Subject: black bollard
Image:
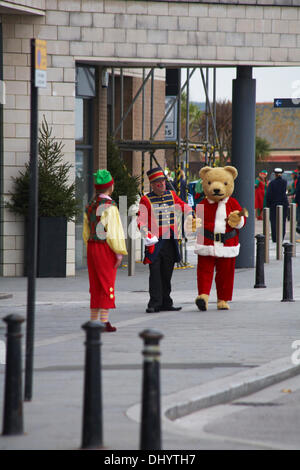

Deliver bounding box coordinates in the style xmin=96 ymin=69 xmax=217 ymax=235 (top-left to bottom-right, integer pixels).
xmin=139 ymin=328 xmax=164 ymax=450
xmin=282 ymin=242 xmax=294 ymax=302
xmin=2 ymin=314 xmax=25 ymax=436
xmin=81 ymin=321 xmax=105 ymax=449
xmin=254 ymin=234 xmax=266 ymax=288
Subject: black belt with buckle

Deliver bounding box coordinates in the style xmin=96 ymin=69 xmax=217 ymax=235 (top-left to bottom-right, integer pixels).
xmin=203 ymin=229 xmax=237 ymax=243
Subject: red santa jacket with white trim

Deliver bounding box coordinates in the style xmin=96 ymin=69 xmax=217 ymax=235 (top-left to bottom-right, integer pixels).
xmin=195 ymin=196 xmax=246 ymax=258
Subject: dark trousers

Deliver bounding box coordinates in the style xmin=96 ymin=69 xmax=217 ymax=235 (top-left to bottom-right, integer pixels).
xmin=269 ymin=205 xmax=287 ymax=242
xmin=148 ymin=240 xmax=177 ymax=309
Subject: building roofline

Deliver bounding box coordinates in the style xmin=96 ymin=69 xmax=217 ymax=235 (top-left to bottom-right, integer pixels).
xmin=0 ymin=1 xmax=45 ymax=16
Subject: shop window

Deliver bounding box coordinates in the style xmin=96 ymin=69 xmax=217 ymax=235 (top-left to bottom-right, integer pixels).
xmin=75 ymin=65 xmax=95 ymax=269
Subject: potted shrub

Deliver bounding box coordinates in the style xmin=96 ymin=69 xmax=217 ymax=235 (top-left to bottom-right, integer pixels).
xmin=6 ymin=116 xmax=80 ymax=277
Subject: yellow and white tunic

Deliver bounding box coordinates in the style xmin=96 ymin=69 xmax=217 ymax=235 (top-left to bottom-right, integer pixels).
xmin=83 ymin=194 xmax=127 ymax=309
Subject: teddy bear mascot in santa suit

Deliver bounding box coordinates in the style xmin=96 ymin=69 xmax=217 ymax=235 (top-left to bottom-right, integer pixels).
xmin=194 ymin=165 xmax=247 ymax=311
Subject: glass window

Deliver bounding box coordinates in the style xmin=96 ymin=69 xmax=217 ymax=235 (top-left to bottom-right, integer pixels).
xmin=75 ymin=98 xmax=84 ymax=142
xmin=75 ymin=66 xmax=95 ymax=269
xmin=75 ymin=148 xmax=92 ymax=269
xmin=76 ymin=66 xmax=96 ymax=98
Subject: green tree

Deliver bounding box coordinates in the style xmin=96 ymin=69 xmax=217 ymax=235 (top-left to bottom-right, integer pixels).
xmin=256 ymin=136 xmax=271 ymax=162
xmin=186 ymin=100 xmax=271 ymax=166
xmin=181 ymin=92 xmax=203 ymax=139
xmin=107 ymin=136 xmax=140 ymax=209
xmin=7 ymin=116 xmax=80 ymax=221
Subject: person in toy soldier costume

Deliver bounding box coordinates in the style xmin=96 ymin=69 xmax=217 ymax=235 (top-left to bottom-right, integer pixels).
xmin=137 ymin=167 xmax=194 ymax=313
xmin=83 ymin=169 xmax=127 ymax=332
xmin=266 ymin=168 xmax=289 ymax=243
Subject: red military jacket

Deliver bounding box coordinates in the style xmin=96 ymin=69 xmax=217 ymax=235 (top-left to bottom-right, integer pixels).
xmin=137 ymin=189 xmax=192 ymax=239
xmin=195 ymin=196 xmax=246 ymax=258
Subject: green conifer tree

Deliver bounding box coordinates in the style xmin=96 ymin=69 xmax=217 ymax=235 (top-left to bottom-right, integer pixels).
xmin=107 ymin=136 xmax=140 ymax=209
xmin=7 ymin=116 xmax=80 ymax=221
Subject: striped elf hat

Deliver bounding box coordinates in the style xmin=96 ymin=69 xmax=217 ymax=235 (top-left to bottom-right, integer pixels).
xmin=93 ymin=169 xmax=114 ymax=190
xmin=147 ymin=167 xmax=165 ymax=183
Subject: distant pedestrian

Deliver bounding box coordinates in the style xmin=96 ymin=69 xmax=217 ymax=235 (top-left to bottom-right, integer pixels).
xmin=290 ymin=169 xmax=300 ymax=235
xmin=266 ymin=168 xmax=289 ymax=242
xmin=83 ymin=169 xmax=127 ymax=332
xmin=255 ymin=170 xmax=268 ymax=220
xmin=294 ymin=171 xmax=300 ymax=238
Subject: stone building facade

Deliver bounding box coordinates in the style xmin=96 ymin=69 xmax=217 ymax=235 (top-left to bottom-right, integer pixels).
xmin=1 ymin=0 xmax=300 ymax=276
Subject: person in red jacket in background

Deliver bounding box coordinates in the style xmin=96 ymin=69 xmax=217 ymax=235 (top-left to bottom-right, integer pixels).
xmin=137 ymin=167 xmax=194 ymax=313
xmin=255 ymin=170 xmax=268 ymax=220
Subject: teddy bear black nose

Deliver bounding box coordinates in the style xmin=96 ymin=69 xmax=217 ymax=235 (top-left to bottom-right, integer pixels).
xmin=213 ymin=188 xmax=221 ymax=194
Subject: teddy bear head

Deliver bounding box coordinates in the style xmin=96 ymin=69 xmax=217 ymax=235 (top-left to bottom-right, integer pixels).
xmin=199 ymin=166 xmax=238 ymax=202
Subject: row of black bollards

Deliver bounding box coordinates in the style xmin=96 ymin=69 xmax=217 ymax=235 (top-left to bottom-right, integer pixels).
xmin=254 ymin=234 xmax=294 ymax=302
xmin=80 ymin=322 xmax=163 ymax=450
xmin=1 ymin=315 xmax=163 ymax=450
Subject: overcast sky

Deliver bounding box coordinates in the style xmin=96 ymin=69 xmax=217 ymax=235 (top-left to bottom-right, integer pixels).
xmin=182 ymin=67 xmax=300 ymax=104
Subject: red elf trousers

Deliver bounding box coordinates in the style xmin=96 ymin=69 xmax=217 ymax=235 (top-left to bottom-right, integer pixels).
xmin=87 ymin=241 xmax=117 ymax=309
xmin=197 ymin=255 xmax=236 ymax=301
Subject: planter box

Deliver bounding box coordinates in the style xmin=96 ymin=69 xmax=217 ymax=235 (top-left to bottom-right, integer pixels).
xmin=25 ymin=216 xmax=67 ymax=278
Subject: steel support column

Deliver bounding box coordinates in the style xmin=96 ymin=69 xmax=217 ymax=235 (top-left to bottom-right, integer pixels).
xmin=231 ymin=66 xmax=256 ymax=268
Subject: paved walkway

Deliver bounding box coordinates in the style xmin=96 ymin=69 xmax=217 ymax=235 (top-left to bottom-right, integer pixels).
xmin=1 ymin=222 xmax=300 ymax=450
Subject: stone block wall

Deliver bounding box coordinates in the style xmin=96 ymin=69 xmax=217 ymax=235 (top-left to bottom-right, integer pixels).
xmin=2 ymin=12 xmax=76 ymax=276
xmin=2 ymin=0 xmax=300 ymax=275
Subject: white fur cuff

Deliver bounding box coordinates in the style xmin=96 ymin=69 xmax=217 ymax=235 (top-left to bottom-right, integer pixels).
xmin=194 ymin=243 xmax=240 ymax=258
xmin=144 ymin=235 xmax=159 ymax=246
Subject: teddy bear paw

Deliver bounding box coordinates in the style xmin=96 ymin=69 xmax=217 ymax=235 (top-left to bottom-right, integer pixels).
xmin=217 ymin=300 xmax=230 ymax=310
xmin=195 ymin=294 xmax=209 ymax=311
xmin=227 ymin=211 xmax=241 ymax=228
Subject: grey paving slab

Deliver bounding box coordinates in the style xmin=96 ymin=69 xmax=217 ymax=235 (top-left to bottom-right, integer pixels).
xmin=0 ymin=225 xmax=300 ymax=449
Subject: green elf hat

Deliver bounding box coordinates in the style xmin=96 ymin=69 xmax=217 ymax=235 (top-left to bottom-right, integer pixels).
xmin=93 ymin=169 xmax=114 ymax=191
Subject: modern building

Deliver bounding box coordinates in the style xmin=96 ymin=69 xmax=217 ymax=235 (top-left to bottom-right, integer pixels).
xmin=1 ymin=0 xmax=300 ymax=275
xmin=256 ymin=103 xmax=300 ymax=173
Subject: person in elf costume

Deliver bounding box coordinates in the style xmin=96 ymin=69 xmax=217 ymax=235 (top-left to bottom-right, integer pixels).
xmin=193 ymin=176 xmax=205 ymax=208
xmin=137 ymin=167 xmax=195 ymax=313
xmin=289 ymin=170 xmax=298 ymax=204
xmin=255 ymin=170 xmax=268 ymax=220
xmin=83 ymin=169 xmax=127 ymax=332
xmin=293 ymin=169 xmax=300 ymax=237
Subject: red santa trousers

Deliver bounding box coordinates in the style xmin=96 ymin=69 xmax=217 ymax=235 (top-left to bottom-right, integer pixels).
xmin=87 ymin=241 xmax=117 ymax=309
xmin=197 ymin=255 xmax=236 ymax=301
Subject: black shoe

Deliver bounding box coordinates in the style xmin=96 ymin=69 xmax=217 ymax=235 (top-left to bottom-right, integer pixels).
xmin=195 ymin=297 xmax=207 ymax=311
xmin=145 ymin=307 xmax=160 ymax=313
xmin=160 ymin=306 xmax=182 ymax=311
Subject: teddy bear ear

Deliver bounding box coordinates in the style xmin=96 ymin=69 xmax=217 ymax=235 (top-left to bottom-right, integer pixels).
xmin=224 ymin=166 xmax=238 ymax=180
xmin=199 ymin=166 xmax=212 ymax=179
